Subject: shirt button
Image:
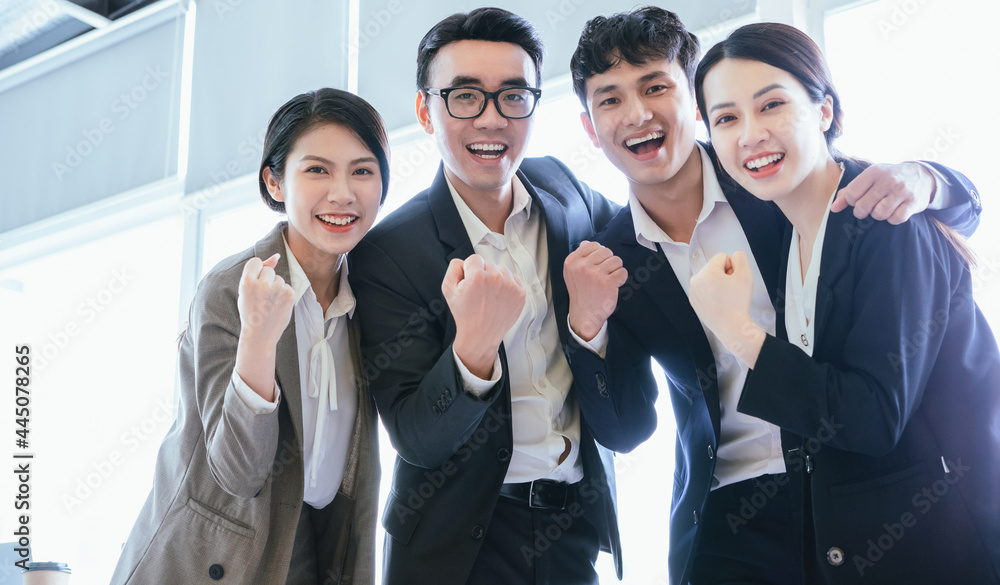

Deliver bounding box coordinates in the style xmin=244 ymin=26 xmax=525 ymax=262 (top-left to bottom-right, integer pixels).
xmin=707 ymin=445 xmax=714 ymax=460
xmin=497 ymin=447 xmax=511 ymax=462
xmin=806 ymin=454 xmax=814 ymax=474
xmin=692 ymin=510 xmax=699 ymax=525
xmin=827 ymin=547 xmax=845 ymax=566
xmin=209 ymin=564 xmax=224 ymax=580
xmin=471 ymin=525 xmax=486 ymax=539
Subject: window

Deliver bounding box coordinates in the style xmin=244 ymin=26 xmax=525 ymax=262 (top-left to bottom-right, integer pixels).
xmin=824 ymin=0 xmax=1000 ymax=325
xmin=0 ymin=213 xmax=184 ymax=582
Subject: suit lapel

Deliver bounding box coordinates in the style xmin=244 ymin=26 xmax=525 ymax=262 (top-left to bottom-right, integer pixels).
xmin=253 ymin=223 xmax=305 ymax=454
xmin=615 ymin=210 xmax=722 ymax=434
xmin=427 ymin=165 xmax=477 ymax=264
xmin=522 ymin=172 xmax=573 ymax=342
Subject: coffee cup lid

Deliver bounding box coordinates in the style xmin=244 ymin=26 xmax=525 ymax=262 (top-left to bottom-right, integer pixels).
xmin=23 ymin=561 xmax=71 ymax=573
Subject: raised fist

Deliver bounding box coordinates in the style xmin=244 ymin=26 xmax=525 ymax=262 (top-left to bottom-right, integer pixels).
xmin=441 ymin=254 xmax=526 ymax=379
xmin=564 ymin=241 xmax=628 ymax=341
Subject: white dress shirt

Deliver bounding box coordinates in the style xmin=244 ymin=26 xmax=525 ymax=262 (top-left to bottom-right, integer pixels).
xmin=446 ymin=174 xmax=585 ymax=485
xmin=232 ymin=237 xmax=359 ymax=508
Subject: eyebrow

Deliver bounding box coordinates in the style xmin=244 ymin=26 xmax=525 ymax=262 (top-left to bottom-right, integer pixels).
xmin=591 ymin=71 xmax=669 ymax=99
xmin=300 ymin=155 xmax=379 ymax=166
xmin=708 ymin=83 xmax=788 ymax=113
xmin=449 ymin=75 xmax=529 ymax=87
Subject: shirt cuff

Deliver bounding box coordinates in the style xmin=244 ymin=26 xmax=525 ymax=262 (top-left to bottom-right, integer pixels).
xmin=453 ymin=346 xmax=502 ymax=398
xmin=918 ymin=162 xmax=953 ymax=210
xmin=568 ymin=316 xmax=609 ymax=359
xmin=232 ymin=371 xmax=281 ymax=415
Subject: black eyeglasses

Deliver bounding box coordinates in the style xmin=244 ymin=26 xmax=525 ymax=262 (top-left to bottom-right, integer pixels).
xmin=426 ymin=86 xmax=542 ymax=120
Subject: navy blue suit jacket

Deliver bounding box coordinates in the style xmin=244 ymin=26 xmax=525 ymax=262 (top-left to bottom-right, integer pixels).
xmin=567 ymin=145 xmax=985 ymax=585
xmin=740 ymin=159 xmax=999 ymax=584
xmin=351 ymin=157 xmax=623 ymax=585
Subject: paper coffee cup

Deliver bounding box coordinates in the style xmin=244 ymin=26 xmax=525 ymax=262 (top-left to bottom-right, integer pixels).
xmin=21 ymin=562 xmax=71 ymax=585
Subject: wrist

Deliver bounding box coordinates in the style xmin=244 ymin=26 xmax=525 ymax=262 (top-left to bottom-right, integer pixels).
xmin=722 ymin=320 xmax=766 ymax=368
xmin=453 ymin=336 xmax=498 ymax=380
xmin=569 ymin=312 xmax=605 ymax=342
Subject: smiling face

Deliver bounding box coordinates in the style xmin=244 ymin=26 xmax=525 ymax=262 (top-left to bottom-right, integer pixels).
xmin=416 ymin=40 xmax=537 ymax=200
xmin=581 ymin=57 xmax=699 ymax=195
xmin=701 ymin=58 xmax=834 ymax=205
xmin=264 ymin=122 xmax=382 ymax=268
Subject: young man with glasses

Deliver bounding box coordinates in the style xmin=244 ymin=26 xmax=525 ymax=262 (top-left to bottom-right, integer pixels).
xmin=350 ymin=7 xmax=622 ymax=585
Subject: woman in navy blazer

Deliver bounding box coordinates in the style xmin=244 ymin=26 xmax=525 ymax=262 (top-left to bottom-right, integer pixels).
xmin=688 ymin=22 xmax=1000 ymax=584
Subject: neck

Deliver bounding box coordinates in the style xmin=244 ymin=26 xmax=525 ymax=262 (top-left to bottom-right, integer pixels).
xmin=445 ymin=168 xmax=514 ymax=234
xmin=285 ymin=229 xmax=342 ymax=313
xmin=777 ymin=156 xmax=843 ymax=248
xmin=630 ymin=144 xmax=704 ymax=244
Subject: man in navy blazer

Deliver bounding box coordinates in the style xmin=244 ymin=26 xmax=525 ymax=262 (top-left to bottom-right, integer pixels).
xmin=351 ymin=8 xmax=621 ymax=585
xmin=560 ymin=7 xmax=983 ymax=585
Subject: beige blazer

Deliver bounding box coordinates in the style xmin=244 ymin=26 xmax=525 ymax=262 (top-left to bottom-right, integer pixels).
xmin=110 ymin=223 xmax=379 ymax=585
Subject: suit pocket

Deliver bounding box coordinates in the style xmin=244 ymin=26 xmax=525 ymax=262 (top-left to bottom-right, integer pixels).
xmin=127 ymin=499 xmax=256 ymax=583
xmin=381 ymin=492 xmax=421 ymax=545
xmin=828 ymin=462 xmax=927 ymax=497
xmin=186 ymin=497 xmax=256 ymax=539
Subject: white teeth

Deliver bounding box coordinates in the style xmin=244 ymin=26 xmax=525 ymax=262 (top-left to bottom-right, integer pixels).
xmin=625 ymin=131 xmax=664 ymax=147
xmin=318 ymin=215 xmax=358 ymax=226
xmin=468 ymin=143 xmax=506 ymax=159
xmin=745 ymin=153 xmax=784 ymax=170
xmin=468 ymin=143 xmax=506 ymax=151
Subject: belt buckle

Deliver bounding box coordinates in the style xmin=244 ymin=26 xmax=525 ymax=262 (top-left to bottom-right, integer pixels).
xmin=528 ymin=479 xmax=568 ymax=510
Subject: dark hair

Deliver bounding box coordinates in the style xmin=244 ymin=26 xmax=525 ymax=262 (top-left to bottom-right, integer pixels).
xmin=570 ymin=6 xmax=700 ymax=111
xmin=416 ymin=7 xmax=544 ymax=91
xmin=258 ymin=88 xmax=390 ymax=211
xmin=694 ymin=22 xmax=843 ymax=148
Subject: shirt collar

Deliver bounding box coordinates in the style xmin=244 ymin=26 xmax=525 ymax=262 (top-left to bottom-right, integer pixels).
xmin=629 ymin=142 xmax=727 ymax=251
xmin=281 ymin=232 xmax=356 ymax=320
xmin=444 ymin=173 xmax=533 ymax=247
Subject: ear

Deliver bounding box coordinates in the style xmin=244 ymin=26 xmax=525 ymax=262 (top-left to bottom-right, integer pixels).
xmin=416 ymin=90 xmax=434 ymax=135
xmin=695 ymin=105 xmax=703 ymax=122
xmin=263 ymin=166 xmax=284 ymax=202
xmin=580 ymin=111 xmax=600 ymax=148
xmin=819 ymin=94 xmax=834 ymax=132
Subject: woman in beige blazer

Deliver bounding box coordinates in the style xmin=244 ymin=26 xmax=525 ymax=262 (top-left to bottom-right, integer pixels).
xmin=110 ymin=88 xmax=386 ymax=585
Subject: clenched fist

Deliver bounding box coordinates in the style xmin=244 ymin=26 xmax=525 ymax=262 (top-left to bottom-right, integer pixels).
xmin=442 ymin=254 xmax=526 ymax=379
xmin=689 ymin=251 xmax=765 ymax=367
xmin=237 ymin=254 xmax=295 ymax=347
xmin=564 ymin=241 xmax=628 ymax=341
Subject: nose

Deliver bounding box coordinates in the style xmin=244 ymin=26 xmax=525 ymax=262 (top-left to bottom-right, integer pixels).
xmin=473 ymin=96 xmax=508 ymax=130
xmin=623 ymin=96 xmax=652 ymax=128
xmin=738 ymin=115 xmax=768 ymax=149
xmin=326 ymin=171 xmax=356 ymax=203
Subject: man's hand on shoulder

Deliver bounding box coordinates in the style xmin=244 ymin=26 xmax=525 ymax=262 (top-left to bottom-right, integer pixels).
xmin=832 ymin=161 xmax=936 ymax=224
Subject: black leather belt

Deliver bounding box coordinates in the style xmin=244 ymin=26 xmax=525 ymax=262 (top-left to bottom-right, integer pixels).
xmin=499 ymin=479 xmax=572 ymax=510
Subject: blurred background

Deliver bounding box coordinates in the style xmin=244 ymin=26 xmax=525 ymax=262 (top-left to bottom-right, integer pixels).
xmin=0 ymin=0 xmax=997 ymax=583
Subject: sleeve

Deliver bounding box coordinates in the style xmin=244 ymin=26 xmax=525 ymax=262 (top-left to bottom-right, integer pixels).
xmin=350 ymin=239 xmax=505 ymax=469
xmin=231 ymin=371 xmax=281 ymax=415
xmin=567 ymin=316 xmax=659 ymax=453
xmin=738 ymin=217 xmax=956 ymax=457
xmin=453 ymin=348 xmax=503 ymax=397
xmin=919 ymin=161 xmax=982 ymax=238
xmin=568 ymin=316 xmax=609 ymax=359
xmin=180 ymin=269 xmax=282 ymax=498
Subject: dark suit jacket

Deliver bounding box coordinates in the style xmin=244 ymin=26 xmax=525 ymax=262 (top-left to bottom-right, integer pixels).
xmin=350 ymin=157 xmax=623 ymax=585
xmin=111 ymin=223 xmax=380 ymax=585
xmin=739 ymin=159 xmax=1000 ymax=584
xmin=566 ymin=145 xmax=985 ymax=585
